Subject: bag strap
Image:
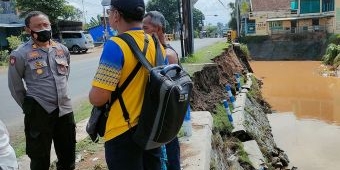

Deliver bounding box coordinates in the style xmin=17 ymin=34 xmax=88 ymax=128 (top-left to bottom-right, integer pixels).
xmin=114 ymin=34 xmax=150 ymax=127
xmin=107 ymin=35 xmax=149 ymax=115
xmin=118 ymin=33 xmax=164 ymax=71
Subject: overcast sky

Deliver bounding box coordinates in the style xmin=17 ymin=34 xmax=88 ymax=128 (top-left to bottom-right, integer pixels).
xmin=66 ymin=0 xmax=233 ymax=25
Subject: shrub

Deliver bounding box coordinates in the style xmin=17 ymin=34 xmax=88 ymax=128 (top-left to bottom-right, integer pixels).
xmin=322 ymin=43 xmax=340 ymax=65
xmin=7 ymin=35 xmax=22 ymax=50
xmin=212 ymin=103 xmax=233 ymax=134
xmin=333 ymin=53 xmax=340 ymax=67
xmin=240 ymin=44 xmax=251 ymax=60
xmin=194 ymin=30 xmax=199 ymax=38
xmin=0 ymin=50 xmax=9 ymax=64
xmin=327 ymin=34 xmax=340 ymax=45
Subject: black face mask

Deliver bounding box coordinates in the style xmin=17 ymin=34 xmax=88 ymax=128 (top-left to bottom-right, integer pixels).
xmin=31 ymin=29 xmax=52 ymax=42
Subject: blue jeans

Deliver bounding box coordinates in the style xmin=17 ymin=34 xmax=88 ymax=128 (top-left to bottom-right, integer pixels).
xmin=166 ymin=137 xmax=181 ymax=170
xmin=105 ymin=126 xmax=161 ymax=170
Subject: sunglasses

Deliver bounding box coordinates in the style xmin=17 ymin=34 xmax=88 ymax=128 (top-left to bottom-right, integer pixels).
xmin=106 ymin=8 xmax=114 ymax=15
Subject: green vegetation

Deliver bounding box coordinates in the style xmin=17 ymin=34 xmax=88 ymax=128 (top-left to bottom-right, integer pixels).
xmin=0 ymin=35 xmax=23 ymax=66
xmin=239 ymin=44 xmax=251 ymax=60
xmin=85 ymin=15 xmax=102 ymax=30
xmin=235 ymin=142 xmax=252 ymax=166
xmin=322 ymin=43 xmax=340 ymax=67
xmin=247 ymin=75 xmax=261 ymax=98
xmin=12 ymin=134 xmax=26 ymax=159
xmin=7 ymin=36 xmax=22 ymax=50
xmin=240 ymin=1 xmax=250 ymax=15
xmin=212 ymin=103 xmax=233 ymax=134
xmin=182 ymin=41 xmax=228 ymax=64
xmin=211 ymin=135 xmax=252 ymax=169
xmin=76 ymin=137 xmax=104 ymax=153
xmin=0 ymin=50 xmax=9 ymax=66
xmin=327 ymin=34 xmax=340 ymax=45
xmin=16 ymin=0 xmax=83 ymax=25
xmin=74 ymin=100 xmax=92 ymax=123
xmin=146 ymin=0 xmax=179 ymax=33
xmin=181 ymin=41 xmax=229 ymax=75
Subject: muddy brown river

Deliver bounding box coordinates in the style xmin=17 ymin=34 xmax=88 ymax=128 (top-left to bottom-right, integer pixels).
xmin=250 ymin=61 xmax=340 ymax=170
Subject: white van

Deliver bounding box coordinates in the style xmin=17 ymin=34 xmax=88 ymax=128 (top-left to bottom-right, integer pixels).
xmin=60 ymin=31 xmax=94 ymax=53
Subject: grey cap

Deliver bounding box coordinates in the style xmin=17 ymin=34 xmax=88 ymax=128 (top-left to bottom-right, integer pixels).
xmin=101 ymin=0 xmax=110 ymax=6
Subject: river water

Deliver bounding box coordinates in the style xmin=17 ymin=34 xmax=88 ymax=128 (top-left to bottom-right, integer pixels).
xmin=250 ymin=61 xmax=340 ymax=170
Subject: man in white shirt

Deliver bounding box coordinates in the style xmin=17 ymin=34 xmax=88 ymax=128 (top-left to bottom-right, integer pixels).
xmin=0 ymin=120 xmax=18 ymax=170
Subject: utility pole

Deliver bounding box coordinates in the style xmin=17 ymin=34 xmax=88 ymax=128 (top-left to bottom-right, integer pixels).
xmin=181 ymin=0 xmax=194 ymax=56
xmin=236 ymin=0 xmax=240 ymax=38
xmin=177 ymin=0 xmax=185 ymax=58
xmin=102 ymin=6 xmax=108 ymax=42
xmin=101 ymin=0 xmax=109 ymax=42
xmin=82 ymin=0 xmax=86 ymax=25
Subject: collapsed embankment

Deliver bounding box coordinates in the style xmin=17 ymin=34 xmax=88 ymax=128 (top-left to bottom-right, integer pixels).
xmin=189 ymin=45 xmax=294 ymax=169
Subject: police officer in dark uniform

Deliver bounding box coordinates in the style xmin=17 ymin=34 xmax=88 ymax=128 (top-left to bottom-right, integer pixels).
xmin=8 ymin=11 xmax=75 ymax=170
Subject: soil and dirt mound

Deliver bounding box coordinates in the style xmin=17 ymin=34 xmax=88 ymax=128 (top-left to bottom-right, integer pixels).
xmin=190 ymin=47 xmax=244 ymax=113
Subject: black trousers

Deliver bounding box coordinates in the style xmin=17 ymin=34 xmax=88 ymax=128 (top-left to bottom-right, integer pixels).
xmin=23 ymin=96 xmax=76 ymax=170
xmin=104 ymin=126 xmax=161 ymax=170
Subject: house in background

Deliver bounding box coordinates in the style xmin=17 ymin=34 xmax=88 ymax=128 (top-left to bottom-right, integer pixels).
xmin=0 ymin=0 xmax=24 ymax=50
xmin=240 ymin=0 xmax=338 ymax=36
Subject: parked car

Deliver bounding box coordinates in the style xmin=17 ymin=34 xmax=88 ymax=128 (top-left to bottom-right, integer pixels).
xmin=60 ymin=31 xmax=94 ymax=53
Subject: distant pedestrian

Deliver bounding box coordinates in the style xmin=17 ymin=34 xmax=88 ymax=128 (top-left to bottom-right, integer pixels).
xmin=8 ymin=11 xmax=75 ymax=170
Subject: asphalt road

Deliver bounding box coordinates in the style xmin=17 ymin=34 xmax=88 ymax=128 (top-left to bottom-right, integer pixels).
xmin=0 ymin=38 xmax=225 ymax=135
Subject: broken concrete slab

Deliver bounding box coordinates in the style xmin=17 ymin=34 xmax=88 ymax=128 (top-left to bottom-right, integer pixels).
xmin=242 ymin=140 xmax=266 ymax=170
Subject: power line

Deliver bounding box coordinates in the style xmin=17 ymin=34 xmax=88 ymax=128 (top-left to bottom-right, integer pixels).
xmin=67 ymin=0 xmax=100 ymax=7
xmin=82 ymin=0 xmax=86 ymax=24
xmin=217 ymin=0 xmax=229 ymax=10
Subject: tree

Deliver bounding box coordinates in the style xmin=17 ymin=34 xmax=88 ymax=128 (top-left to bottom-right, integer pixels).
xmin=16 ymin=0 xmax=81 ymax=25
xmin=205 ymin=24 xmax=218 ymax=37
xmin=216 ymin=22 xmax=224 ymax=36
xmin=85 ymin=15 xmax=102 ymax=30
xmin=227 ymin=2 xmax=237 ymax=30
xmin=240 ymin=1 xmax=250 ymax=15
xmin=61 ymin=5 xmax=83 ymax=21
xmin=146 ymin=0 xmax=178 ymax=33
xmin=192 ymin=8 xmax=204 ymax=32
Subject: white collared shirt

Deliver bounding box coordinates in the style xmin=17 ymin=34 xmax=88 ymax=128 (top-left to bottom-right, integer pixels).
xmin=0 ymin=120 xmax=18 ymax=170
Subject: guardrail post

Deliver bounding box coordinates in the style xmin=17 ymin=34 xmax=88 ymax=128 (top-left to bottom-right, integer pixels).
xmin=223 ymin=100 xmax=233 ymax=124
xmin=183 ymin=106 xmax=192 ymax=137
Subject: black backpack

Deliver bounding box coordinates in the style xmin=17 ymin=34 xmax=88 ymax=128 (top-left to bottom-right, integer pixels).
xmin=86 ymin=36 xmax=149 ymax=143
xmin=118 ymin=33 xmax=193 ymax=150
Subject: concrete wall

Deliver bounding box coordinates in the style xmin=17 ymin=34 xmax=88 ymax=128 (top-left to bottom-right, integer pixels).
xmin=335 ymin=0 xmax=340 ymax=33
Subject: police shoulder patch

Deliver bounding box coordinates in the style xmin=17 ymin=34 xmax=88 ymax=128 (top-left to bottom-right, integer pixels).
xmin=9 ymin=56 xmax=16 ymax=65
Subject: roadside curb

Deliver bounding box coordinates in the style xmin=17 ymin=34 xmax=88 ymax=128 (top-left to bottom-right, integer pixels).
xmin=179 ymin=111 xmax=213 ymax=170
